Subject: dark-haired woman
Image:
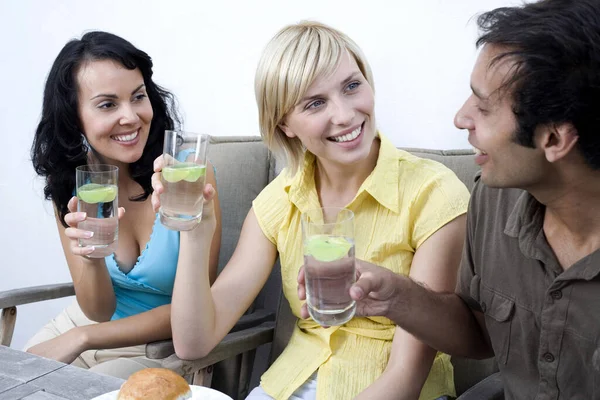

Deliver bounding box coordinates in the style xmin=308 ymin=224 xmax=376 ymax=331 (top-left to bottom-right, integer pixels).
xmin=27 ymin=31 xmax=221 ymax=379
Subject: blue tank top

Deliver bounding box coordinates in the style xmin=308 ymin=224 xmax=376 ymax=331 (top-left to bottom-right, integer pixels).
xmin=81 ymin=159 xmax=213 ymax=320
xmin=105 ymin=214 xmax=179 ymax=320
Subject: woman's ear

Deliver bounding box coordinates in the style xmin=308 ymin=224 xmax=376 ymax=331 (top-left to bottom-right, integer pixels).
xmin=538 ymin=122 xmax=579 ymax=163
xmin=279 ymin=121 xmax=296 ymax=139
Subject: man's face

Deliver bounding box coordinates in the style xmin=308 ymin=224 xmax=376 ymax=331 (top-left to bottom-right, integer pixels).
xmin=454 ymin=44 xmax=546 ymax=189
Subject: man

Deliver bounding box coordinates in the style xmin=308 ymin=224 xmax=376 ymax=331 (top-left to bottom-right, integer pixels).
xmin=297 ymin=0 xmax=600 ymax=398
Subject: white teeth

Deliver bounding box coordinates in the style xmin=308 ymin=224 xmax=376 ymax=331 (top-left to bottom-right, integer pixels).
xmin=113 ymin=131 xmax=138 ymax=142
xmin=331 ymin=126 xmax=361 ymax=143
xmin=473 ymin=147 xmax=487 ymax=156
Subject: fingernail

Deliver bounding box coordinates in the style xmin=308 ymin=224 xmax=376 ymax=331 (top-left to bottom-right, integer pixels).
xmin=86 ymin=246 xmax=95 ymax=254
xmin=80 ymin=212 xmax=87 ymax=219
xmin=351 ymin=287 xmax=363 ymax=299
xmin=85 ymin=231 xmax=94 ymax=238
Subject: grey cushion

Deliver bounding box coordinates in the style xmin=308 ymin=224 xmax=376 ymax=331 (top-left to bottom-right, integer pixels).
xmin=402 ymin=148 xmax=478 ymax=192
xmin=208 ymin=136 xmax=273 ymax=273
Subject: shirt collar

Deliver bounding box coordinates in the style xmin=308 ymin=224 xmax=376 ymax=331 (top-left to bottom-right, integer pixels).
xmin=504 ymin=189 xmax=600 ymax=280
xmin=504 ymin=190 xmax=544 ymax=239
xmin=285 ymin=132 xmax=400 ymax=214
xmin=360 ymin=133 xmax=400 ymax=213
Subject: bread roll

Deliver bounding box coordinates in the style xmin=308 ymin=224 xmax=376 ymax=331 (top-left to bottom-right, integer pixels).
xmin=117 ymin=368 xmax=192 ymax=400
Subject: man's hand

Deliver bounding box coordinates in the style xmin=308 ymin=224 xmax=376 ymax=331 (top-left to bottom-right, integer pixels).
xmin=349 ymin=259 xmax=404 ymax=318
xmin=298 ymin=259 xmax=405 ymax=321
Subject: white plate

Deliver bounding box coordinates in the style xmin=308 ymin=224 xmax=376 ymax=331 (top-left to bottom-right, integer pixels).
xmin=91 ymin=385 xmax=233 ymax=400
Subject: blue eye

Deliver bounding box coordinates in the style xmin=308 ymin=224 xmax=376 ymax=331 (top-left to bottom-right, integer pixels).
xmin=307 ymin=100 xmax=325 ymax=109
xmin=346 ymin=81 xmax=361 ymax=91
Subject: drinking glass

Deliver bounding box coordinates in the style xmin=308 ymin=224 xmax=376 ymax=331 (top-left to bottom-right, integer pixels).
xmin=76 ymin=165 xmax=119 ymax=258
xmin=159 ymin=130 xmax=210 ymax=231
xmin=302 ymin=207 xmax=356 ymax=326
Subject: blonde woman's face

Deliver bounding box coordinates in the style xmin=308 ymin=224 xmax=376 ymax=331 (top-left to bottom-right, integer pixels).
xmin=279 ymin=51 xmax=376 ymax=167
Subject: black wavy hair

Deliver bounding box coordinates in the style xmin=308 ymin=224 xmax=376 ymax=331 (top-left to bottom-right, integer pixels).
xmin=476 ymin=0 xmax=600 ymax=169
xmin=31 ymin=31 xmax=180 ymax=226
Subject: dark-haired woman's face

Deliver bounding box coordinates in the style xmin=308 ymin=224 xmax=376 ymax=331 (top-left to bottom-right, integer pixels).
xmin=77 ymin=60 xmax=153 ymax=167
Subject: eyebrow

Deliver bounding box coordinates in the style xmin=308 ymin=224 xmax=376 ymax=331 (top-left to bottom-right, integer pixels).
xmin=299 ymin=71 xmax=362 ymax=104
xmin=90 ymin=84 xmax=146 ymax=100
xmin=470 ymin=84 xmax=489 ymax=101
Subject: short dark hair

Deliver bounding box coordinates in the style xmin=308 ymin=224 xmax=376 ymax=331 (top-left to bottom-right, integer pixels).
xmin=31 ymin=31 xmax=180 ymax=226
xmin=476 ymin=0 xmax=600 ymax=169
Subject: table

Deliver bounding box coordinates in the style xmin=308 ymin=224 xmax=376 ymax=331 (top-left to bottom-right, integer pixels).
xmin=0 ymin=345 xmax=123 ymax=400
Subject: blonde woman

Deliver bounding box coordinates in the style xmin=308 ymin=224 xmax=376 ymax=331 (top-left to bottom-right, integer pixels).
xmin=153 ymin=22 xmax=468 ymax=400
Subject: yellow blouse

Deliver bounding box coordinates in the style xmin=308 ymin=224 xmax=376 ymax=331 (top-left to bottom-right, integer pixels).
xmin=252 ymin=133 xmax=470 ymax=400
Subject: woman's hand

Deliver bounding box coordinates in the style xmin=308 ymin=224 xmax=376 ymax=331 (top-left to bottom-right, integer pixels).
xmin=26 ymin=328 xmax=88 ymax=365
xmin=63 ymin=196 xmax=125 ymax=257
xmin=151 ymin=155 xmax=217 ymax=234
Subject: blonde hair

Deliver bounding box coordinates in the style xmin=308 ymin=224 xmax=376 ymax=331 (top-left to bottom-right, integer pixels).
xmin=255 ymin=21 xmax=374 ymax=174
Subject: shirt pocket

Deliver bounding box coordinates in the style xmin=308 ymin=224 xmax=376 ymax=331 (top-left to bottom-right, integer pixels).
xmin=480 ymin=286 xmax=515 ymax=366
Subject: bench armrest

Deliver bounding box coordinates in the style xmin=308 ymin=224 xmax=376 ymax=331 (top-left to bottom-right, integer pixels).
xmin=161 ymin=321 xmax=275 ymax=376
xmin=0 ymin=283 xmax=75 ymax=309
xmin=0 ymin=283 xmax=75 ymax=346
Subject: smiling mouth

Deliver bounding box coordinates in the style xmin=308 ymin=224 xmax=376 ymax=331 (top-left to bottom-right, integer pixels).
xmin=327 ymin=123 xmax=363 ymax=143
xmin=111 ymin=130 xmax=139 ymax=142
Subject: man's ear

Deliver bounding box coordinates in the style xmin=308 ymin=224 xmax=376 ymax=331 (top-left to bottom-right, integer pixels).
xmin=538 ymin=122 xmax=579 ymax=163
xmin=279 ymin=121 xmax=296 ymax=138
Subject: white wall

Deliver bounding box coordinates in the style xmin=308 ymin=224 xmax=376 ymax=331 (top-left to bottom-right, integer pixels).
xmin=0 ymin=0 xmax=519 ymax=351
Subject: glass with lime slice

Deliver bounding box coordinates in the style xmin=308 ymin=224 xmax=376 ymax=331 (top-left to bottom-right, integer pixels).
xmin=75 ymin=165 xmax=119 ymax=258
xmin=302 ymin=207 xmax=356 ymax=326
xmin=159 ymin=131 xmax=210 ymax=231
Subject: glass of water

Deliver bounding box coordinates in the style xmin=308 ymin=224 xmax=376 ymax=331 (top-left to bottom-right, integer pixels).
xmin=76 ymin=165 xmax=119 ymax=258
xmin=302 ymin=207 xmax=356 ymax=326
xmin=159 ymin=130 xmax=210 ymax=231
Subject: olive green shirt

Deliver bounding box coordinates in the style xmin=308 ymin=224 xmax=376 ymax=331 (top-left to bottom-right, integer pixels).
xmin=457 ymin=174 xmax=600 ymax=399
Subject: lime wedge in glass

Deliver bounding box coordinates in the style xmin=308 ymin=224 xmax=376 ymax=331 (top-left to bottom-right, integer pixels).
xmin=183 ymin=165 xmax=206 ymax=182
xmin=305 ymin=235 xmax=352 ymax=262
xmin=77 ymin=184 xmax=117 ymax=204
xmin=162 ymin=164 xmax=191 ymax=182
xmin=163 ymin=163 xmax=204 ymax=183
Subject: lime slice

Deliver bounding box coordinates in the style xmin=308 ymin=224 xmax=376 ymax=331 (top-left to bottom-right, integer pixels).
xmin=77 ymin=184 xmax=117 ymax=204
xmin=305 ymin=235 xmax=352 ymax=262
xmin=100 ymin=185 xmax=117 ymax=202
xmin=183 ymin=165 xmax=206 ymax=182
xmin=163 ymin=163 xmax=205 ymax=183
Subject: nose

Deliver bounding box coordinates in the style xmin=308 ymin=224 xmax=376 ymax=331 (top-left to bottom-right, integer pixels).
xmin=119 ymin=104 xmax=140 ymax=126
xmin=454 ymin=101 xmax=475 ymax=131
xmin=330 ymin=99 xmax=354 ymax=126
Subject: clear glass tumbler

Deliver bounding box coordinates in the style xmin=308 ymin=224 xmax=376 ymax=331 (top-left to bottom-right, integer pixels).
xmin=302 ymin=207 xmax=356 ymax=326
xmin=76 ymin=164 xmax=119 ymax=258
xmin=159 ymin=130 xmax=210 ymax=231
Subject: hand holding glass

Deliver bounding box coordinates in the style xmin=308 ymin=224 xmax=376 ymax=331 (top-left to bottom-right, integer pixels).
xmin=76 ymin=165 xmax=119 ymax=258
xmin=302 ymin=207 xmax=356 ymax=326
xmin=159 ymin=130 xmax=210 ymax=231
